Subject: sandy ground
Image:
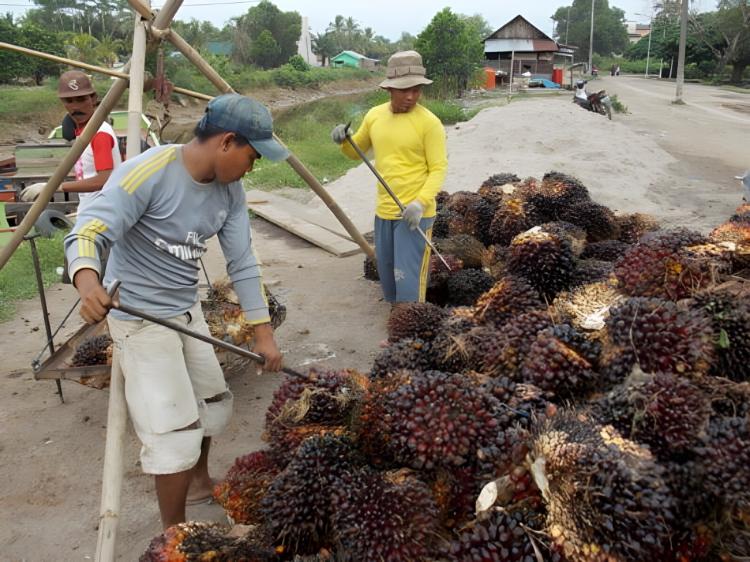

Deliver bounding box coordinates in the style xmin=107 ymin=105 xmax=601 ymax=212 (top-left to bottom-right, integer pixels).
xmin=1 ymin=76 xmax=748 ymax=561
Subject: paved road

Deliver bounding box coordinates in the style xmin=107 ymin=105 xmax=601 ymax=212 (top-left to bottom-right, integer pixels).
xmin=597 ymin=75 xmax=749 ymax=185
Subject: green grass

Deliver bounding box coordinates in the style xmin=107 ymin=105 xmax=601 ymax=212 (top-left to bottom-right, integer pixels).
xmin=244 ymin=90 xmax=478 ymax=190
xmin=720 ymin=85 xmax=750 ymax=94
xmin=0 ymin=233 xmax=66 ymax=322
xmin=610 ymin=94 xmax=628 ymax=114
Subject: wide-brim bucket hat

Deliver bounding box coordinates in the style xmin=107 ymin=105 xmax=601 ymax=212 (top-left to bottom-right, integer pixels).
xmin=379 ymin=50 xmax=433 ymax=89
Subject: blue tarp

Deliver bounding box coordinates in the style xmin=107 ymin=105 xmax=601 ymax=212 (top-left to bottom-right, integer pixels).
xmin=529 ymin=78 xmax=561 ymax=89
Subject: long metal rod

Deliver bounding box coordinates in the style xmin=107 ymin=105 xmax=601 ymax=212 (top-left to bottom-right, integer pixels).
xmin=0 ymin=42 xmax=212 ymax=101
xmin=152 ymin=24 xmax=375 ymax=259
xmin=343 ymin=132 xmax=452 ymax=271
xmin=26 ymin=234 xmax=64 ymax=402
xmin=112 ymin=299 xmax=306 ymax=379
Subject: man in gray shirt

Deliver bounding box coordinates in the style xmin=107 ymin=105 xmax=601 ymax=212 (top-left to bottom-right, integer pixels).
xmin=64 ymin=93 xmax=288 ymax=528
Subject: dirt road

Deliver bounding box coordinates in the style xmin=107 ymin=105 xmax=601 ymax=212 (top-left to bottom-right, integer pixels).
xmin=2 ymin=77 xmax=748 ymax=561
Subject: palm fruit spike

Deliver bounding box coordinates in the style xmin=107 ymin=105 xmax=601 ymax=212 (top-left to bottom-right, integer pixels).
xmin=476 ymin=310 xmax=553 ymax=377
xmin=261 ymin=435 xmax=360 ymax=555
xmin=569 ymin=259 xmax=614 ymax=288
xmin=519 ymin=325 xmax=600 ymax=397
xmin=331 ymin=469 xmax=441 ymax=561
xmin=606 ymin=297 xmax=714 ymax=375
xmin=560 ymin=201 xmax=620 ymax=242
xmin=370 ymin=338 xmax=435 ymax=379
xmin=529 ymin=411 xmax=675 ymax=562
xmin=213 ymin=450 xmax=279 ymax=526
xmin=597 ymin=371 xmax=711 ymax=457
xmin=70 ymin=334 xmax=113 ymax=367
xmin=488 ymin=195 xmax=539 ymax=246
xmin=445 ymin=268 xmax=495 ymax=307
xmin=507 ymin=227 xmax=576 ymax=299
xmin=481 ymin=172 xmax=521 ymax=189
xmin=540 ymin=221 xmax=588 ymax=256
xmin=430 ymin=314 xmax=479 ymax=373
xmin=473 ymin=275 xmax=544 ymax=328
xmin=387 ymin=302 xmax=447 ymax=343
xmin=693 ymin=290 xmax=750 ymax=382
xmin=581 ymin=239 xmax=631 ymax=262
xmin=613 ymin=228 xmax=714 ymax=300
xmin=266 ymin=424 xmax=348 ymax=468
xmin=363 ymin=254 xmax=379 ymax=281
xmin=521 ymin=171 xmax=591 ymax=222
xmin=139 ymin=522 xmax=276 ymax=561
xmin=435 ymin=234 xmax=486 ymax=269
xmin=360 ymin=370 xmax=501 ymax=470
xmin=446 ymin=503 xmax=563 ymax=562
xmin=697 ymin=416 xmax=750 ymax=511
xmin=553 ymin=282 xmax=623 ymax=332
xmin=615 ymin=212 xmax=660 ymax=244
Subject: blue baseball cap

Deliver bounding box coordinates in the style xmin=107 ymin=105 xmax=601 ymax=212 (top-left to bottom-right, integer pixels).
xmin=200 ymin=93 xmax=289 ymax=161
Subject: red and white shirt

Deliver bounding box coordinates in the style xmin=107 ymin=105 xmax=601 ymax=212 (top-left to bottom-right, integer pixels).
xmin=74 ymin=121 xmax=122 ymax=212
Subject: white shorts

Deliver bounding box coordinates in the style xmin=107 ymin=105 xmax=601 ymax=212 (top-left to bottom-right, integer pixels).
xmin=107 ymin=300 xmax=232 ymax=474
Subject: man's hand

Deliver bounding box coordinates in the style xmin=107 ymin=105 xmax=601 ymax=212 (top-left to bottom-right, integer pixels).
xmin=252 ymin=323 xmax=283 ymax=373
xmin=74 ymin=269 xmax=112 ymax=324
xmin=330 ymin=123 xmax=349 ymax=145
xmin=20 ymin=182 xmax=54 ymax=202
xmin=401 ymin=201 xmax=424 ymax=230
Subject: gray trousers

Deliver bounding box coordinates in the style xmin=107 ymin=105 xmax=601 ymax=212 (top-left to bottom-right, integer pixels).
xmin=374 ymin=216 xmax=434 ymax=303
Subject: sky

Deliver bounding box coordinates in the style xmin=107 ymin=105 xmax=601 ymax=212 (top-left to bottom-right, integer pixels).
xmin=2 ymin=0 xmax=714 ymax=40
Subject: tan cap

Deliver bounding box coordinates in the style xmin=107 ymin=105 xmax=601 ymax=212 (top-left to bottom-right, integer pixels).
xmin=58 ymin=70 xmax=95 ymax=98
xmin=379 ymin=50 xmax=433 ymax=90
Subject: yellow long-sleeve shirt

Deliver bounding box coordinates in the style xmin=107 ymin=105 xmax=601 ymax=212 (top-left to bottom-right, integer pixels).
xmin=341 ymin=102 xmax=448 ymax=220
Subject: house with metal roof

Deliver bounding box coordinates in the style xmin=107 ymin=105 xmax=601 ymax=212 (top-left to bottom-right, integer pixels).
xmin=483 ymin=15 xmax=575 ymax=82
xmin=330 ymin=50 xmax=378 ymax=70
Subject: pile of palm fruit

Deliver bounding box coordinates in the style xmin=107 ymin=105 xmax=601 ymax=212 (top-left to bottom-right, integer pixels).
xmin=142 ymin=172 xmax=750 ymax=562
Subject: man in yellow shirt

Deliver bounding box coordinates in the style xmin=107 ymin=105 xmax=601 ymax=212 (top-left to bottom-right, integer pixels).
xmin=331 ymin=50 xmax=448 ymax=303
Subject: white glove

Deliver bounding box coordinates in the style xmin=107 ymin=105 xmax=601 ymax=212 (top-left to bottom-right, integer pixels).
xmin=331 ymin=123 xmax=349 ymax=144
xmin=20 ymin=182 xmax=51 ymax=202
xmin=401 ymin=201 xmax=424 ymax=231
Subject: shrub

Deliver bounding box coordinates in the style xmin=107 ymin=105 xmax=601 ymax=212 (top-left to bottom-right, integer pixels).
xmin=288 ymin=54 xmax=311 ymax=72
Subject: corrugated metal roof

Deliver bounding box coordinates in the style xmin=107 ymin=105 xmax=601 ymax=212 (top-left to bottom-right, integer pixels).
xmin=485 ymin=38 xmax=559 ymax=53
xmin=532 ymin=40 xmax=559 ymax=51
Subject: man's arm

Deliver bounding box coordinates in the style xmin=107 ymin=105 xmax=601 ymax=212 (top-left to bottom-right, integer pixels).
xmin=414 ymin=120 xmax=448 ymax=208
xmin=339 ymin=114 xmax=372 ymax=161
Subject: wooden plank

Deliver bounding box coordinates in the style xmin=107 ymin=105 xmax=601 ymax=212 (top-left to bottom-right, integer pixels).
xmin=246 ymin=192 xmax=361 ymax=257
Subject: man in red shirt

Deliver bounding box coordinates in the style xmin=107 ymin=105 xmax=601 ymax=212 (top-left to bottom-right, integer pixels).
xmin=21 ymin=70 xmax=122 ymax=211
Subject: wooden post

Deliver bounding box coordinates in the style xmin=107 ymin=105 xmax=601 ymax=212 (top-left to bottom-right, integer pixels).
xmin=155 ymin=26 xmax=375 ymax=259
xmin=0 ymin=42 xmax=211 ymax=101
xmin=94 ymin=356 xmax=127 ymax=562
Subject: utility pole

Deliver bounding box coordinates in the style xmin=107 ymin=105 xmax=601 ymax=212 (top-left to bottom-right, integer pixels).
xmin=674 ymin=0 xmax=689 ymax=103
xmin=588 ymin=0 xmax=595 ymax=73
xmin=565 ymin=5 xmax=571 ymax=44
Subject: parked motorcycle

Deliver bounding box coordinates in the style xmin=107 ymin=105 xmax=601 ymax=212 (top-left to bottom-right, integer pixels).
xmin=573 ymin=80 xmax=612 ymax=120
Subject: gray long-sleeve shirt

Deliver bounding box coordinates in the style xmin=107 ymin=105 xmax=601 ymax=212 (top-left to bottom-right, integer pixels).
xmin=64 ymin=144 xmax=270 ymax=323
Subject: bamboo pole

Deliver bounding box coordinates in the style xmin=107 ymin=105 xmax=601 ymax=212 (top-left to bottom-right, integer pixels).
xmin=93 ymin=356 xmax=127 ymax=562
xmin=0 ymin=42 xmax=212 ymax=101
xmin=127 ymin=14 xmax=148 ymax=159
xmin=156 ymin=26 xmax=375 ymax=258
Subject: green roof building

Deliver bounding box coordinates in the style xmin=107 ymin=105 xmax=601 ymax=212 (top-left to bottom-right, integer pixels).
xmin=330 ymin=50 xmax=378 ymax=69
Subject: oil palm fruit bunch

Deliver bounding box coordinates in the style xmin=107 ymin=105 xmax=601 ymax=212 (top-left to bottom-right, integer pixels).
xmin=540 ymin=221 xmax=588 ymax=256
xmin=266 ymin=424 xmax=348 ymax=468
xmin=71 ymin=334 xmax=113 ymax=367
xmin=696 ymin=416 xmax=750 ymax=511
xmin=596 ymin=372 xmax=711 ymax=457
xmin=387 ymin=302 xmax=447 ymax=343
xmin=615 ymin=212 xmax=660 ymax=244
xmin=140 ymin=522 xmax=276 ymax=561
xmin=429 ymin=307 xmax=479 ymax=372
xmin=709 ymin=204 xmax=750 ymax=245
xmin=507 ymin=227 xmax=576 ymax=299
xmin=261 ymin=435 xmax=360 ymax=555
xmin=473 ymin=275 xmax=544 ymax=328
xmin=519 ymin=325 xmax=601 ymax=397
xmin=476 ymin=310 xmax=553 ymax=377
xmin=446 ymin=268 xmax=495 ymax=306
xmin=435 ymin=234 xmax=486 ymax=269
xmin=360 ymin=370 xmax=501 ymax=470
xmin=213 ymin=451 xmax=280 ymax=526
xmin=522 ymin=171 xmax=591 ymax=221
xmin=692 ymin=290 xmax=750 ymax=382
xmin=426 ymin=253 xmax=464 ymax=306
xmin=331 ymin=469 xmax=442 ymax=561
xmin=363 ymin=254 xmax=379 ymax=281
xmin=488 ymin=195 xmax=540 ymax=246
xmin=529 ymin=411 xmax=675 ymax=562
xmin=569 ymin=259 xmax=615 ymax=288
xmin=445 ymin=191 xmax=494 ymax=240
xmin=613 ymin=228 xmax=715 ymax=300
xmin=481 ymin=172 xmax=521 ymax=190
xmin=445 ymin=503 xmax=562 ymax=562
xmin=430 ymin=466 xmax=481 ymax=528
xmin=370 ymin=338 xmax=434 ymax=379
xmin=560 ymin=201 xmax=619 ymax=242
xmin=481 ymin=244 xmax=509 ymax=279
xmin=581 ymin=239 xmax=631 ymax=262
xmin=605 ymin=297 xmax=714 ymax=375
xmin=553 ymin=282 xmax=623 ymax=332
xmin=432 ymin=206 xmax=456 ymax=239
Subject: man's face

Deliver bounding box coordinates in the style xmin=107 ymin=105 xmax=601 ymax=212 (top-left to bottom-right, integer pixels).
xmin=389 ymin=86 xmax=423 ymax=114
xmin=215 ymin=134 xmax=261 ymax=184
xmin=61 ymin=94 xmax=97 ymax=127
